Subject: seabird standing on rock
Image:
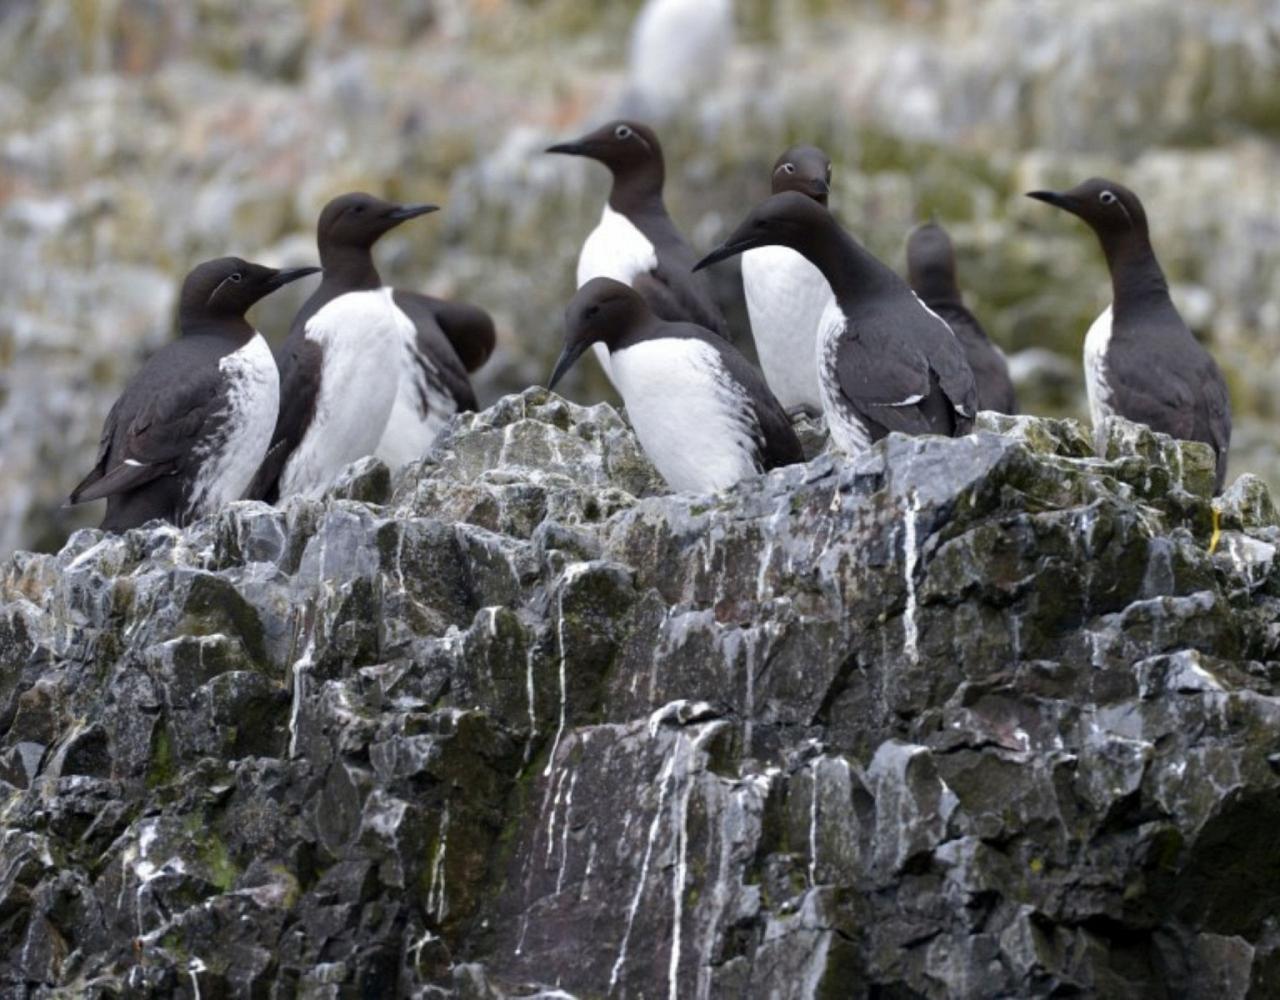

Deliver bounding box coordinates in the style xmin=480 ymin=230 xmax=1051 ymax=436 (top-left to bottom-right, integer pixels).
xmin=546 ymin=120 xmax=728 ymax=382
xmin=696 ymin=192 xmax=977 ymax=455
xmin=740 ymin=145 xmax=834 ymax=416
xmin=1027 ymin=178 xmax=1231 ymax=491
xmin=68 ymin=257 xmax=319 ymax=531
xmin=549 ymin=278 xmax=801 ymax=492
xmin=906 ymin=220 xmax=1017 ymax=414
xmin=248 ymin=193 xmax=436 ymax=501
xmin=375 ymin=287 xmax=496 ymax=469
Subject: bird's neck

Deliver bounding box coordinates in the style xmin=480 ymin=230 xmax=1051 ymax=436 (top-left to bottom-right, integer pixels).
xmin=608 ymin=167 xmax=666 ymax=217
xmin=802 ymin=225 xmax=903 ymax=307
xmin=319 ymin=243 xmax=382 ymax=291
xmin=1104 ymin=231 xmax=1170 ymax=314
xmin=179 ymin=313 xmax=255 ymax=344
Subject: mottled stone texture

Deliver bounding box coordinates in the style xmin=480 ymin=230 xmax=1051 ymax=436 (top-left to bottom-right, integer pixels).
xmin=1 ymin=389 xmax=1279 ymax=998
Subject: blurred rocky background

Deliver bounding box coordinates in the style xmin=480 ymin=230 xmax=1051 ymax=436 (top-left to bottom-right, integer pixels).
xmin=1 ymin=0 xmax=1279 ymax=556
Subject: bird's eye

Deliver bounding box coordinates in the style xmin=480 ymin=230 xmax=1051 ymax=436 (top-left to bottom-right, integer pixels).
xmin=353 ymin=204 xmax=366 ymax=214
xmin=782 ymin=163 xmax=796 ymax=175
xmin=615 ymin=125 xmax=633 ymax=139
xmin=585 ymin=305 xmax=600 ymax=319
xmin=1100 ymin=190 xmax=1117 ymax=205
xmin=229 ymin=272 xmax=243 ymax=283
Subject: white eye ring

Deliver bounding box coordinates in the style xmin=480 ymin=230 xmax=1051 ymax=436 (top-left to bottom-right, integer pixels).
xmin=1100 ymin=190 xmax=1117 ymax=205
xmin=615 ymin=124 xmax=632 ymax=139
xmin=782 ymin=163 xmax=796 ymax=174
xmin=229 ymin=273 xmax=242 ymax=283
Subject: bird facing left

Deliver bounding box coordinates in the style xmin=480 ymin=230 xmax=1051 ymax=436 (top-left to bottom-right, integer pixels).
xmin=66 ymin=257 xmax=321 ymax=531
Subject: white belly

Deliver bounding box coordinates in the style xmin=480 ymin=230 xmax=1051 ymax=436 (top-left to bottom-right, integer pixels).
xmin=1083 ymin=305 xmax=1116 ymax=434
xmin=741 ymin=245 xmax=830 ymax=412
xmin=577 ymin=206 xmax=659 ymax=382
xmin=610 ymin=337 xmax=758 ymax=492
xmin=375 ymin=340 xmax=458 ymax=470
xmin=279 ymin=288 xmax=407 ymax=498
xmin=816 ymin=300 xmax=872 ymax=456
xmin=188 ymin=333 xmax=279 ymax=518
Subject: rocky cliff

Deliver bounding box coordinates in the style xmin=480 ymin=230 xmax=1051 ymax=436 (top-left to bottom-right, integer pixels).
xmin=2 ymin=393 xmax=1279 ymax=998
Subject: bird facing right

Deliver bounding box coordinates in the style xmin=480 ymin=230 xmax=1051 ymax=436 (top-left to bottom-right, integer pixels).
xmin=1027 ymin=178 xmax=1232 ymax=492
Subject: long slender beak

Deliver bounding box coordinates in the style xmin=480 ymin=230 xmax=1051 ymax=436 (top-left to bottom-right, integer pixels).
xmin=1026 ymin=190 xmax=1074 ymax=211
xmin=270 ymin=266 xmax=322 ymax=288
xmin=692 ymin=241 xmax=753 ymax=273
xmin=548 ymin=340 xmax=592 ymax=391
xmin=388 ymin=203 xmax=439 ymax=221
xmin=545 ymin=140 xmax=588 ymax=156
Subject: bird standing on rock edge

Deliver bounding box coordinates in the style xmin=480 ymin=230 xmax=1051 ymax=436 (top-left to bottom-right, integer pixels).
xmin=741 ymin=144 xmax=835 ymax=417
xmin=906 ymin=220 xmax=1017 ymax=415
xmin=376 ymin=289 xmax=497 ymax=470
xmin=546 ymin=120 xmax=729 ymax=384
xmin=68 ymin=257 xmax=320 ymax=531
xmin=248 ymin=192 xmax=436 ymax=502
xmin=1027 ymin=178 xmax=1231 ymax=493
xmin=696 ymin=192 xmax=977 ymax=456
xmin=549 ymin=277 xmax=802 ymax=493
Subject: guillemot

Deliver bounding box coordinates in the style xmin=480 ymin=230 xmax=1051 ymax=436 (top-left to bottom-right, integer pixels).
xmin=68 ymin=257 xmax=319 ymax=530
xmin=696 ymin=192 xmax=977 ymax=455
xmin=248 ymin=192 xmax=436 ymax=501
xmin=374 ymin=287 xmax=496 ymax=468
xmin=740 ymin=144 xmax=834 ymax=416
xmin=546 ymin=120 xmax=728 ymax=382
xmin=549 ymin=278 xmax=801 ymax=493
xmin=1027 ymin=178 xmax=1231 ymax=492
xmin=906 ymin=221 xmax=1017 ymax=415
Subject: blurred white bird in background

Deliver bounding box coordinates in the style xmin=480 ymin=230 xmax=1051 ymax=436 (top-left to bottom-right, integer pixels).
xmin=624 ymin=0 xmax=735 ymax=119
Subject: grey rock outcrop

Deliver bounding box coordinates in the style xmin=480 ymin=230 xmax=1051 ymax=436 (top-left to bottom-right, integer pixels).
xmin=2 ymin=391 xmax=1280 ymax=998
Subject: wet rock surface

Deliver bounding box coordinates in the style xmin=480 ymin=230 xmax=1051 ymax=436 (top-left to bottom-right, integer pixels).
xmin=2 ymin=391 xmax=1280 ymax=997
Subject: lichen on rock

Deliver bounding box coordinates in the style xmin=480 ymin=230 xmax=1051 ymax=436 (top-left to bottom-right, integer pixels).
xmin=1 ymin=391 xmax=1279 ymax=997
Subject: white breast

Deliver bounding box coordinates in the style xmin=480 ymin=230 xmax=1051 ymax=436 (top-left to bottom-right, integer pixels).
xmin=609 ymin=337 xmax=758 ymax=493
xmin=628 ymin=0 xmax=733 ymax=116
xmin=816 ymin=300 xmax=872 ymax=457
xmin=741 ymin=245 xmax=830 ymax=412
xmin=187 ymin=333 xmax=279 ymax=518
xmin=279 ymin=288 xmax=408 ymax=498
xmin=577 ymin=206 xmax=659 ymax=380
xmin=1083 ymin=305 xmax=1116 ymax=434
xmin=375 ymin=338 xmax=458 ymax=470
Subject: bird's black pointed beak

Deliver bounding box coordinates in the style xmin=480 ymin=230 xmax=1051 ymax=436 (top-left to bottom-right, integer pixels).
xmin=387 ymin=203 xmax=439 ymax=221
xmin=693 ymin=241 xmax=753 ymax=273
xmin=810 ymin=178 xmax=831 ymax=198
xmin=545 ymin=140 xmax=588 ymax=156
xmin=1026 ymin=190 xmax=1075 ymax=212
xmin=548 ymin=340 xmax=591 ymax=392
xmin=270 ymin=266 xmax=322 ymax=289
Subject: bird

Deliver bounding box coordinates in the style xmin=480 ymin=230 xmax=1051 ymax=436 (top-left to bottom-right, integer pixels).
xmin=695 ymin=192 xmax=977 ymax=456
xmin=624 ymin=0 xmax=734 ymax=120
xmin=375 ymin=289 xmax=497 ymax=469
xmin=248 ymin=192 xmax=436 ymax=502
xmin=906 ymin=220 xmax=1017 ymax=414
xmin=67 ymin=257 xmax=319 ymax=531
xmin=549 ymin=277 xmax=802 ymax=493
xmin=740 ymin=144 xmax=834 ymax=416
xmin=546 ymin=119 xmax=728 ymax=382
xmin=1027 ymin=178 xmax=1231 ymax=492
